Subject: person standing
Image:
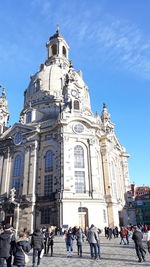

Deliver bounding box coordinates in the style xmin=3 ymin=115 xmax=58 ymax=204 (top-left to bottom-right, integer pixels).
xmin=87 ymin=224 xmax=98 ymax=260
xmin=0 ymin=223 xmax=15 ymax=267
xmin=46 ymin=227 xmax=55 ymax=256
xmin=13 ymin=232 xmax=31 ymax=267
xmin=75 ymin=227 xmax=84 ymax=257
xmin=132 ymin=226 xmax=146 ymax=262
xmin=31 ymin=229 xmax=44 ymax=267
xmin=65 ymin=228 xmax=74 ymax=257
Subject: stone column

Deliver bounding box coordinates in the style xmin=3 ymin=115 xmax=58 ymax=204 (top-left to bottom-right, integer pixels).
xmin=30 ymin=140 xmax=38 ymax=233
xmin=0 ymin=155 xmax=4 ymax=194
xmin=22 ymin=146 xmax=31 ymax=195
xmin=1 ymin=148 xmax=11 ymax=194
xmin=101 ymin=138 xmax=114 ymax=227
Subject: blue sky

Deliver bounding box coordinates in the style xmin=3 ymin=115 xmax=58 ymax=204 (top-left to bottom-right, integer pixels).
xmin=0 ymin=0 xmax=150 ymax=186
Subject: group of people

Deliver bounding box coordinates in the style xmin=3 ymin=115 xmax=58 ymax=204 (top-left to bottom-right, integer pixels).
xmin=105 ymin=224 xmax=150 ymax=262
xmin=64 ymin=224 xmax=101 ymax=259
xmin=0 ymin=222 xmax=150 ymax=266
xmin=0 ymin=224 xmax=54 ymax=267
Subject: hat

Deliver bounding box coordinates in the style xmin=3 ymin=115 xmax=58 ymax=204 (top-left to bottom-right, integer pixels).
xmin=5 ymin=223 xmax=11 ymax=230
xmin=133 ymin=226 xmax=138 ymax=230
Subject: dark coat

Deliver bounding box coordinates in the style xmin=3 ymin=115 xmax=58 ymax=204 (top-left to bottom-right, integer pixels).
xmin=0 ymin=230 xmax=15 ymax=258
xmin=13 ymin=238 xmax=31 ymax=266
xmin=31 ymin=231 xmax=44 ymax=251
xmin=132 ymin=230 xmax=143 ymax=244
xmin=65 ymin=232 xmax=74 ymax=245
xmin=45 ymin=232 xmax=55 ymax=246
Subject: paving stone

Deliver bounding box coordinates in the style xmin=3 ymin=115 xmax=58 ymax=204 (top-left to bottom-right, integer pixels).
xmin=14 ymin=235 xmax=150 ymax=267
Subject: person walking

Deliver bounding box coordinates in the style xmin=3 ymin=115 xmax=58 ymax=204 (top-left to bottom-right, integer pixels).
xmin=87 ymin=224 xmax=98 ymax=260
xmin=132 ymin=226 xmax=146 ymax=262
xmin=75 ymin=227 xmax=84 ymax=257
xmin=13 ymin=232 xmax=31 ymax=267
xmin=0 ymin=223 xmax=15 ymax=267
xmin=31 ymin=229 xmax=44 ymax=267
xmin=119 ymin=227 xmax=127 ymax=245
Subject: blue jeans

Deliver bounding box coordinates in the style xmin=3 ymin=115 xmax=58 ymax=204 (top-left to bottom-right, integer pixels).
xmin=66 ymin=243 xmax=73 ymax=252
xmin=97 ymin=242 xmax=101 ymax=258
xmin=90 ymin=243 xmax=98 ymax=259
xmin=0 ymin=256 xmax=12 ymax=267
xmin=33 ymin=249 xmax=41 ymax=265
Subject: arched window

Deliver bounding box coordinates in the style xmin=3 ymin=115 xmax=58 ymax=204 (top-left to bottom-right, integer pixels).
xmin=51 ymin=44 xmax=57 ymax=55
xmin=12 ymin=154 xmax=22 ymax=195
xmin=74 ymin=145 xmax=85 ymax=193
xmin=45 ymin=150 xmax=53 ymax=172
xmin=62 ymin=46 xmax=66 ymax=57
xmin=74 ymin=100 xmax=80 ymax=110
xmin=26 ymin=111 xmax=32 ymax=123
xmin=13 ymin=155 xmax=22 ymax=177
xmin=74 ymin=145 xmax=84 ymax=168
xmin=44 ymin=150 xmax=54 ymax=196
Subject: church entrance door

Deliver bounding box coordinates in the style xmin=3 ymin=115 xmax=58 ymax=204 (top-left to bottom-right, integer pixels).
xmin=78 ymin=207 xmax=88 ymax=230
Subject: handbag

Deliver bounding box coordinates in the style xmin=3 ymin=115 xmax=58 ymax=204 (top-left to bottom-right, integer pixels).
xmin=147 ymin=240 xmax=150 ymax=247
xmin=40 ymin=248 xmax=44 ymax=258
xmin=20 ymin=247 xmax=30 ymax=264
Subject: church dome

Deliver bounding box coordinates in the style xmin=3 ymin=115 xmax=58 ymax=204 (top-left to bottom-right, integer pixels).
xmin=21 ymin=29 xmax=91 ymax=124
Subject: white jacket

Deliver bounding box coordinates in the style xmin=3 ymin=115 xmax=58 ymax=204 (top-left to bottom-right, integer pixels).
xmin=147 ymin=230 xmax=150 ymax=241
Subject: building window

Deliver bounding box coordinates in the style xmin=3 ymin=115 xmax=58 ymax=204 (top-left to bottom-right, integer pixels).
xmin=12 ymin=154 xmax=23 ymax=195
xmin=41 ymin=208 xmax=51 ymax=224
xmin=13 ymin=155 xmax=22 ymax=177
xmin=75 ymin=171 xmax=85 ymax=193
xmin=44 ymin=175 xmax=53 ymax=195
xmin=35 ymin=79 xmax=41 ymax=92
xmin=62 ymin=46 xmax=66 ymax=57
xmin=103 ymin=209 xmax=107 ymax=223
xmin=26 ymin=111 xmax=32 ymax=123
xmin=74 ymin=145 xmax=84 ymax=168
xmin=45 ymin=150 xmax=53 ymax=172
xmin=12 ymin=178 xmax=20 ymax=194
xmin=51 ymin=44 xmax=57 ymax=55
xmin=74 ymin=100 xmax=80 ymax=110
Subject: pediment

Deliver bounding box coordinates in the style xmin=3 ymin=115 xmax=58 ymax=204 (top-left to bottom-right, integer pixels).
xmin=0 ymin=123 xmax=36 ymax=140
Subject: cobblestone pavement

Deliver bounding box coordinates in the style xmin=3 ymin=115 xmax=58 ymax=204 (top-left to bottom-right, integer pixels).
xmin=15 ymin=235 xmax=150 ymax=267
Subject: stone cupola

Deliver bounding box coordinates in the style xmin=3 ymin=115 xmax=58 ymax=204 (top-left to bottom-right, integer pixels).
xmin=45 ymin=25 xmax=69 ymax=66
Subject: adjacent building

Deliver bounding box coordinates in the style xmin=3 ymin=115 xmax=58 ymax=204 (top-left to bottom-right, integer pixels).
xmin=132 ymin=185 xmax=150 ymax=225
xmin=0 ymin=29 xmax=134 ymax=232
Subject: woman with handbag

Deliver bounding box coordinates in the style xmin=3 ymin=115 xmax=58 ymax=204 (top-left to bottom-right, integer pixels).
xmin=13 ymin=232 xmax=31 ymax=267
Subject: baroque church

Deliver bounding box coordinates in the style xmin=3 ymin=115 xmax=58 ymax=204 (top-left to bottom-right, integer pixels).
xmin=0 ymin=29 xmax=135 ymax=233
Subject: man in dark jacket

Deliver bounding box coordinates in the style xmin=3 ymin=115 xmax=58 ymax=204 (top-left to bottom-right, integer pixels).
xmin=31 ymin=229 xmax=44 ymax=267
xmin=132 ymin=226 xmax=146 ymax=262
xmin=0 ymin=223 xmax=15 ymax=267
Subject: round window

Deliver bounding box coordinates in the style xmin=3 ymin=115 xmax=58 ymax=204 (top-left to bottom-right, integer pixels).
xmin=73 ymin=124 xmax=84 ymax=134
xmin=14 ymin=132 xmax=23 ymax=145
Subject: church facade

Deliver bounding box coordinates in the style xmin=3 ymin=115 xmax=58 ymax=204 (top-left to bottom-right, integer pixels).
xmin=0 ymin=30 xmax=135 ymax=233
